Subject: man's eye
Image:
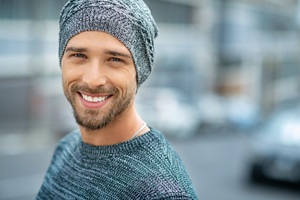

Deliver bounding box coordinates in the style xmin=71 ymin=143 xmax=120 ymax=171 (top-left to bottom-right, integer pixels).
xmin=110 ymin=57 xmax=123 ymax=62
xmin=72 ymin=53 xmax=87 ymax=58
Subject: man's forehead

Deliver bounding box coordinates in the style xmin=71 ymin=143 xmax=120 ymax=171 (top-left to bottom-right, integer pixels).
xmin=66 ymin=31 xmax=132 ymax=56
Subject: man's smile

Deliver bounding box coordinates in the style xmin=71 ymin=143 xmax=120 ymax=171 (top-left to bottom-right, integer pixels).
xmin=81 ymin=93 xmax=110 ymax=103
xmin=78 ymin=92 xmax=112 ymax=108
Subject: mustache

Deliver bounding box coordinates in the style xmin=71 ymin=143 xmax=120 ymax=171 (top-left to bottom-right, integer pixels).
xmin=71 ymin=83 xmax=119 ymax=95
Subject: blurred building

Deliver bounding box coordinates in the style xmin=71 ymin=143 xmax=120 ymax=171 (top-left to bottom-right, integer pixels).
xmin=214 ymin=0 xmax=300 ymax=114
xmin=0 ymin=0 xmax=73 ymax=135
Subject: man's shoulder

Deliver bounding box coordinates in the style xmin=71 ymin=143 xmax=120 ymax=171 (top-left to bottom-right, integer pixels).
xmin=60 ymin=129 xmax=81 ymax=143
xmin=53 ymin=129 xmax=80 ymax=154
xmin=132 ymin=175 xmax=197 ymax=200
xmin=126 ymin=128 xmax=198 ymax=199
xmin=142 ymin=127 xmax=182 ymax=163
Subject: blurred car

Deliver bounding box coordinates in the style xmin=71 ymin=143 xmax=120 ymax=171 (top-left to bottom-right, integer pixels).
xmin=136 ymin=87 xmax=201 ymax=139
xmin=247 ymin=108 xmax=300 ymax=184
xmin=197 ymin=94 xmax=260 ymax=131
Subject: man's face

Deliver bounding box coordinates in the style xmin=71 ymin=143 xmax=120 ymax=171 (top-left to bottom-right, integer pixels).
xmin=61 ymin=31 xmax=137 ymax=130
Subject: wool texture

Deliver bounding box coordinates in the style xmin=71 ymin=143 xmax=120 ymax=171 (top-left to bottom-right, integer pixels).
xmin=59 ymin=0 xmax=158 ymax=86
xmin=36 ymin=128 xmax=198 ymax=199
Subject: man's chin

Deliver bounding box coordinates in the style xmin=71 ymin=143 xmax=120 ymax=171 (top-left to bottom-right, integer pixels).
xmin=73 ymin=111 xmax=110 ymax=131
xmin=76 ymin=119 xmax=106 ymax=131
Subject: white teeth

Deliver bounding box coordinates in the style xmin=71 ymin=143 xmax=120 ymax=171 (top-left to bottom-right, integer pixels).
xmin=82 ymin=94 xmax=108 ymax=102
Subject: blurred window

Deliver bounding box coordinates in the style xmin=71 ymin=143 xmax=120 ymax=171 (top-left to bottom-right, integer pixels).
xmin=145 ymin=0 xmax=195 ymax=24
xmin=0 ymin=0 xmax=196 ymax=24
xmin=0 ymin=0 xmax=67 ymax=19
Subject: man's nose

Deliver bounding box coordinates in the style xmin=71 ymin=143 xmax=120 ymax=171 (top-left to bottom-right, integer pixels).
xmin=82 ymin=61 xmax=107 ymax=88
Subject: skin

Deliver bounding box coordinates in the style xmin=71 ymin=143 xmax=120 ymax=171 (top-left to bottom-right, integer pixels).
xmin=61 ymin=31 xmax=149 ymax=146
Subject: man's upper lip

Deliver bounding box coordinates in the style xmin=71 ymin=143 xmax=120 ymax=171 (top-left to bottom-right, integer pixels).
xmin=78 ymin=91 xmax=111 ymax=97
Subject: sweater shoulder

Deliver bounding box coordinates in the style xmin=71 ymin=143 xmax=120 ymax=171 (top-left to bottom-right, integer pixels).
xmin=57 ymin=129 xmax=80 ymax=148
xmin=51 ymin=129 xmax=80 ymax=160
xmin=128 ymin=128 xmax=198 ymax=199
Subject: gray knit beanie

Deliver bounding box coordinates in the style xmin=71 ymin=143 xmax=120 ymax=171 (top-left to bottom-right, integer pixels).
xmin=59 ymin=0 xmax=158 ymax=86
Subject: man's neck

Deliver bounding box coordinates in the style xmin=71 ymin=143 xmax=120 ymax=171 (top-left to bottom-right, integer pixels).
xmin=79 ymin=107 xmax=149 ymax=146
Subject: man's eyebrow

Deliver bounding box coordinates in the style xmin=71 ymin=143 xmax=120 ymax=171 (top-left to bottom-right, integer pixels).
xmin=64 ymin=47 xmax=131 ymax=58
xmin=65 ymin=47 xmax=87 ymax=53
xmin=105 ymin=50 xmax=132 ymax=58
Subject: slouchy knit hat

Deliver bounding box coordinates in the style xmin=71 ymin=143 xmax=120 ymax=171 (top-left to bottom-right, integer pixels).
xmin=59 ymin=0 xmax=158 ymax=86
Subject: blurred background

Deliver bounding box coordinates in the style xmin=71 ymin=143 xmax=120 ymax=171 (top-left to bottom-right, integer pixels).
xmin=1 ymin=0 xmax=300 ymax=199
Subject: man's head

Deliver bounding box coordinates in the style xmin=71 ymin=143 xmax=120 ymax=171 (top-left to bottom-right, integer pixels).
xmin=59 ymin=0 xmax=158 ymax=130
xmin=59 ymin=0 xmax=158 ymax=87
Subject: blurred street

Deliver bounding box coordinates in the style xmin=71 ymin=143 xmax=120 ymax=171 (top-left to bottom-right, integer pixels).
xmin=1 ymin=129 xmax=300 ymax=200
xmin=171 ymin=129 xmax=300 ymax=200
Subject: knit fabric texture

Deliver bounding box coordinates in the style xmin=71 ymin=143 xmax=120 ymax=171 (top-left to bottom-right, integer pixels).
xmin=59 ymin=0 xmax=158 ymax=86
xmin=36 ymin=128 xmax=198 ymax=199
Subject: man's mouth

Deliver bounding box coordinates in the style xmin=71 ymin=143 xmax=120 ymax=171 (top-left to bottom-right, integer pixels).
xmin=81 ymin=93 xmax=110 ymax=103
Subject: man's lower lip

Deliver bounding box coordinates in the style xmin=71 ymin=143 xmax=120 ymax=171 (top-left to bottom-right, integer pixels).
xmin=78 ymin=94 xmax=110 ymax=109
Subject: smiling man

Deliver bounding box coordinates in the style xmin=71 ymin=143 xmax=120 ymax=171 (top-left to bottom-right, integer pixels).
xmin=36 ymin=0 xmax=198 ymax=199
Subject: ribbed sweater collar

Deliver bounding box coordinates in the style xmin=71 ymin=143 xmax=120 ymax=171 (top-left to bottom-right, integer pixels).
xmin=73 ymin=127 xmax=163 ymax=160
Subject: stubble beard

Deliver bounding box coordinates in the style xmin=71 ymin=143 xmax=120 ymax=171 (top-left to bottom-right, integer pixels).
xmin=63 ymin=82 xmax=135 ymax=131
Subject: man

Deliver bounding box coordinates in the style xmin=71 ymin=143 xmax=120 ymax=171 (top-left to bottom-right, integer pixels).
xmin=36 ymin=0 xmax=198 ymax=199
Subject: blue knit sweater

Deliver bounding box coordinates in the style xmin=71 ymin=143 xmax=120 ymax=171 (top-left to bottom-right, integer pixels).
xmin=36 ymin=128 xmax=198 ymax=199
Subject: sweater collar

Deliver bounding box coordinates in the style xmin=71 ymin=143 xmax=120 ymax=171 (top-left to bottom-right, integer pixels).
xmin=76 ymin=127 xmax=162 ymax=160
